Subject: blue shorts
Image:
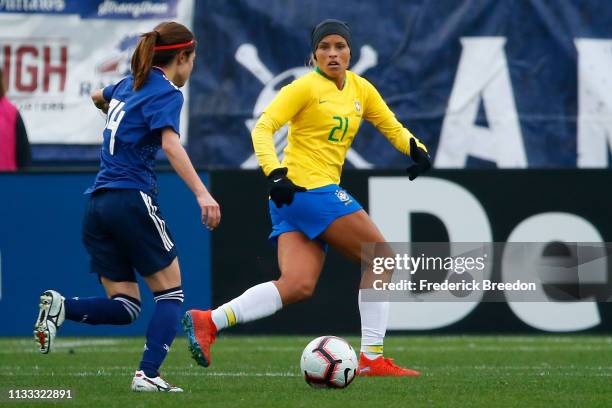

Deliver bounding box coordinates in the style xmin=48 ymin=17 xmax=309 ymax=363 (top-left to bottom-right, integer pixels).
xmin=269 ymin=184 xmax=362 ymax=244
xmin=82 ymin=189 xmax=178 ymax=282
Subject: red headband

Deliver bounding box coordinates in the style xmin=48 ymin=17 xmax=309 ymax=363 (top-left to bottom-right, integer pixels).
xmin=154 ymin=39 xmax=194 ymax=51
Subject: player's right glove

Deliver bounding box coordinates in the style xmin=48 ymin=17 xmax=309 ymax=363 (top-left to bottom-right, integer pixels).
xmin=267 ymin=167 xmax=307 ymax=207
xmin=406 ymin=138 xmax=432 ymax=181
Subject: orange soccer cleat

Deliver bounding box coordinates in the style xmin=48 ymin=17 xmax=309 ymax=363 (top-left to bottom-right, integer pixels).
xmin=358 ymin=353 xmax=421 ymax=377
xmin=182 ymin=309 xmax=217 ymax=367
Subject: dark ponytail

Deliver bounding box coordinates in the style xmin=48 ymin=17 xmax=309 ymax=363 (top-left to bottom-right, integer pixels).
xmin=131 ymin=31 xmax=157 ymax=91
xmin=131 ymin=21 xmax=195 ymax=91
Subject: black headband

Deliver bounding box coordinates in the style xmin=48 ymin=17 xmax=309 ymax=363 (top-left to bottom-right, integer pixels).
xmin=311 ymin=19 xmax=351 ymax=54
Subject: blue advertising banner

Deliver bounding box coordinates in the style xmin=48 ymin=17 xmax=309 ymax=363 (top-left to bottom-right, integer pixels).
xmin=0 ymin=171 xmax=211 ymax=336
xmin=0 ymin=0 xmax=178 ymax=19
xmin=187 ymin=0 xmax=612 ymax=169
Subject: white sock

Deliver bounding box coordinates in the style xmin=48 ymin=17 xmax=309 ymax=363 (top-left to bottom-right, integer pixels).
xmin=211 ymin=281 xmax=282 ymax=331
xmin=358 ymin=289 xmax=389 ymax=359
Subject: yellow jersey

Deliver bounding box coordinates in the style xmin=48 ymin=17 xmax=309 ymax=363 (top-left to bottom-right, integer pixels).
xmin=251 ymin=68 xmax=426 ymax=190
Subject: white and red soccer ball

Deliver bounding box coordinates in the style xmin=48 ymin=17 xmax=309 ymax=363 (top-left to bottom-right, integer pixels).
xmin=300 ymin=336 xmax=358 ymax=389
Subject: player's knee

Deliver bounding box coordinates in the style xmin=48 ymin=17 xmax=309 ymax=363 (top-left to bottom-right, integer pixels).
xmin=292 ymin=281 xmax=316 ymax=302
xmin=276 ymin=275 xmax=316 ymax=304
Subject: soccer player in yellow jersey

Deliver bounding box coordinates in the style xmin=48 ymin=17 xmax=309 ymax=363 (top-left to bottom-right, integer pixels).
xmin=184 ymin=19 xmax=431 ymax=377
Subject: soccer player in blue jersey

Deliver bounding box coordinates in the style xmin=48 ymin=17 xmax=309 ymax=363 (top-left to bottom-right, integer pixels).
xmin=33 ymin=21 xmax=219 ymax=392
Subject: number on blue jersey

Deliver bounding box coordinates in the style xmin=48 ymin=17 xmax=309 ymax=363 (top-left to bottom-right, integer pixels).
xmin=106 ymin=99 xmax=126 ymax=155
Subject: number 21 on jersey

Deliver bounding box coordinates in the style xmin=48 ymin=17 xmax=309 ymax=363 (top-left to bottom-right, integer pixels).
xmin=328 ymin=116 xmax=349 ymax=142
xmin=105 ymin=99 xmax=126 ymax=155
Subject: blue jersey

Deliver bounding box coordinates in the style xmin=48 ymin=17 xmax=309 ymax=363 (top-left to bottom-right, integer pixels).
xmin=86 ymin=67 xmax=183 ymax=196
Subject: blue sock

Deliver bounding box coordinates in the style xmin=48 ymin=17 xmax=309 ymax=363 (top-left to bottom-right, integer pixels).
xmin=139 ymin=287 xmax=184 ymax=378
xmin=65 ymin=295 xmax=141 ymax=325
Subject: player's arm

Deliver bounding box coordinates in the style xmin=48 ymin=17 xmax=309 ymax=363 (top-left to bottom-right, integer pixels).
xmin=251 ymin=79 xmax=312 ymax=175
xmin=362 ymin=80 xmax=427 ymax=155
xmin=91 ymin=89 xmax=109 ymax=113
xmin=145 ymin=90 xmax=220 ymax=228
xmin=162 ymin=128 xmax=220 ymax=230
xmin=363 ymin=80 xmax=431 ymax=179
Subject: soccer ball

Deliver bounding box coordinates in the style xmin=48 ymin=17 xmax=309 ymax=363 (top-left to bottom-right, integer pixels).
xmin=300 ymin=336 xmax=358 ymax=389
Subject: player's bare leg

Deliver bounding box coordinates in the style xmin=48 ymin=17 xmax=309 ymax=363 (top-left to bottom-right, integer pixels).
xmin=321 ymin=210 xmax=421 ymax=377
xmin=100 ymin=277 xmax=141 ymax=299
xmin=184 ymin=231 xmax=325 ymax=367
xmin=274 ymin=231 xmax=326 ymax=305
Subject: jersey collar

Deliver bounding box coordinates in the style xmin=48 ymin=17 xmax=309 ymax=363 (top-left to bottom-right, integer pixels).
xmin=315 ymin=67 xmax=346 ymax=90
xmin=152 ymin=66 xmax=166 ymax=76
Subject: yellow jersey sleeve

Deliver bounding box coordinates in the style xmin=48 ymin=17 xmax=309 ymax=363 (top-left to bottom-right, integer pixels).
xmin=251 ymin=79 xmax=313 ymax=176
xmin=362 ymin=79 xmax=428 ymax=154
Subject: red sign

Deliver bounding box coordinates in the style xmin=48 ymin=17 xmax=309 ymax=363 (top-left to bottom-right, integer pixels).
xmin=1 ymin=39 xmax=68 ymax=96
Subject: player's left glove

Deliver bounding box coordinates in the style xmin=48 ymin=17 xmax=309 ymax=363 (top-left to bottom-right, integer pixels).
xmin=406 ymin=137 xmax=431 ymax=181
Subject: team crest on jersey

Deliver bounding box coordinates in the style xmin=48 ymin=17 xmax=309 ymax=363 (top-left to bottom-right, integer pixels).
xmin=335 ymin=189 xmax=352 ymax=205
xmin=236 ymin=43 xmax=378 ymax=169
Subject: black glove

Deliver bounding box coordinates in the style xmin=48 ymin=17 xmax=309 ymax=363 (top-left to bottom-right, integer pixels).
xmin=267 ymin=167 xmax=306 ymax=207
xmin=406 ymin=138 xmax=432 ymax=181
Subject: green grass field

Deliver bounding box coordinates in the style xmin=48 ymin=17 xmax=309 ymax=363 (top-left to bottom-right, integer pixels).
xmin=1 ymin=335 xmax=611 ymax=407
